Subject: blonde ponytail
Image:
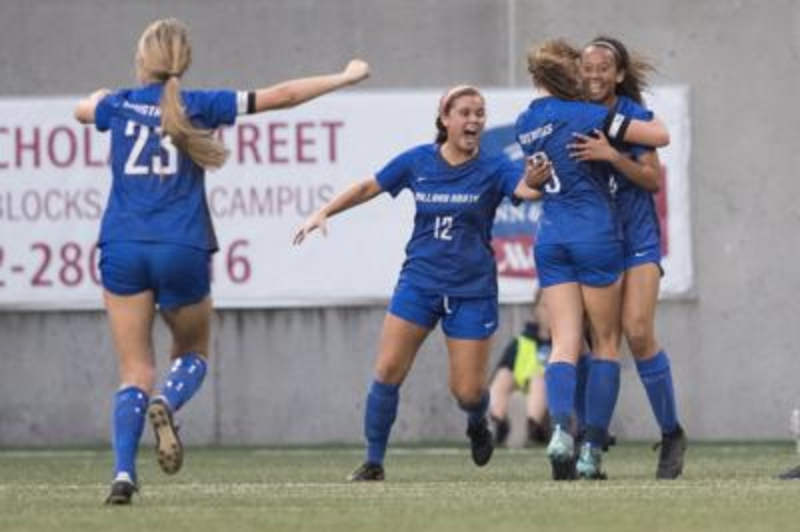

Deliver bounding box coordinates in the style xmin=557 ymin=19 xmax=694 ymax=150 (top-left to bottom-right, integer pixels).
xmin=138 ymin=18 xmax=229 ymax=170
xmin=161 ymin=76 xmax=229 ymax=169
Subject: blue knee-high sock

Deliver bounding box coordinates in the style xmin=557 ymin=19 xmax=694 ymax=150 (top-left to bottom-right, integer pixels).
xmin=574 ymin=353 xmax=592 ymax=431
xmin=365 ymin=380 xmax=400 ymax=466
xmin=459 ymin=391 xmax=489 ymax=430
xmin=112 ymin=386 xmax=148 ymax=482
xmin=585 ymin=358 xmax=621 ymax=447
xmin=159 ymin=352 xmax=207 ymax=412
xmin=546 ymin=362 xmax=577 ymax=430
xmin=636 ymin=350 xmax=679 ymax=435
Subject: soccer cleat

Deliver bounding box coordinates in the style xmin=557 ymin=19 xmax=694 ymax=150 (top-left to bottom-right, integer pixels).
xmin=575 ymin=428 xmax=617 ymax=452
xmin=348 ymin=462 xmax=385 ymax=481
xmin=526 ymin=418 xmax=552 ymax=446
xmin=778 ymin=465 xmax=800 ymax=480
xmin=576 ymin=443 xmax=608 ymax=480
xmin=546 ymin=425 xmax=576 ymax=480
xmin=104 ymin=474 xmax=137 ymax=505
xmin=491 ymin=415 xmax=511 ymax=446
xmin=655 ymin=425 xmax=687 ymax=480
xmin=466 ymin=417 xmax=494 ymax=467
xmin=148 ymin=397 xmax=183 ymax=475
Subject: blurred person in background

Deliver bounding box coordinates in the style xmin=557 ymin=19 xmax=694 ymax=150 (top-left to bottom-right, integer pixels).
xmin=489 ymin=290 xmax=552 ymax=447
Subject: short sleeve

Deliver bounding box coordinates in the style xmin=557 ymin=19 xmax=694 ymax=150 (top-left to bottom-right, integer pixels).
xmin=498 ymin=157 xmax=524 ymax=200
xmin=375 ymin=149 xmax=416 ymax=197
xmin=94 ymin=93 xmax=119 ymax=132
xmin=187 ymin=90 xmax=239 ymax=129
xmin=618 ymin=102 xmax=655 ymax=158
xmin=607 ymin=98 xmax=656 ymax=156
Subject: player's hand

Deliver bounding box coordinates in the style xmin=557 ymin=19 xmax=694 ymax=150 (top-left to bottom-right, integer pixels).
xmin=342 ymin=59 xmax=370 ymax=85
xmin=292 ymin=212 xmax=329 ymax=245
xmin=524 ymin=155 xmax=552 ymax=190
xmin=568 ymin=130 xmax=620 ymax=163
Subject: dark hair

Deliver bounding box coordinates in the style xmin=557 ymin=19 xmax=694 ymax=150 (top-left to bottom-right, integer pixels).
xmin=586 ymin=35 xmax=656 ymax=104
xmin=435 ymin=85 xmax=483 ymax=144
xmin=526 ymin=39 xmax=582 ymax=101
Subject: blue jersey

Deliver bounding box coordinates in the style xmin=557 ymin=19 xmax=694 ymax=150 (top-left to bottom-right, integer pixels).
xmin=611 ymin=96 xmax=661 ymax=255
xmin=515 ymin=96 xmax=620 ymax=245
xmin=376 ymin=144 xmax=522 ymax=297
xmin=94 ymin=83 xmax=242 ymax=252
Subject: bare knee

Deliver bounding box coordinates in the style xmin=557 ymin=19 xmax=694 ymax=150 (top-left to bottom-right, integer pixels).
xmin=450 ymin=378 xmax=484 ymax=405
xmin=374 ymin=353 xmax=413 ymax=385
xmin=623 ymin=316 xmax=657 ymax=358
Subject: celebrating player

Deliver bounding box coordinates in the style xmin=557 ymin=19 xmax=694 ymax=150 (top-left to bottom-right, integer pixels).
xmin=570 ymin=36 xmax=687 ymax=479
xmin=74 ymin=17 xmax=369 ymax=504
xmin=516 ymin=39 xmax=669 ymax=480
xmin=294 ymin=85 xmax=545 ymax=481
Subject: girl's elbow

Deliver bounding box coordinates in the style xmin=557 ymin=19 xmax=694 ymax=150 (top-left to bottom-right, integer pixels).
xmin=74 ymin=105 xmax=90 ymax=124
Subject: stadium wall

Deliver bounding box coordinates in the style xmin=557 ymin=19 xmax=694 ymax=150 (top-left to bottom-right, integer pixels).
xmin=1 ymin=0 xmax=799 ymax=445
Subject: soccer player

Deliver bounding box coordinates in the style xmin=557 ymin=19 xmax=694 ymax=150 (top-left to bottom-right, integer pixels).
xmin=516 ymin=39 xmax=669 ymax=480
xmin=74 ymin=17 xmax=369 ymax=504
xmin=489 ymin=290 xmax=552 ymax=446
xmin=294 ymin=85 xmax=546 ymax=481
xmin=569 ymin=36 xmax=687 ymax=480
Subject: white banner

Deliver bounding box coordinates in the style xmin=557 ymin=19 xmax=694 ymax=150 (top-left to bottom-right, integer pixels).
xmin=0 ymin=88 xmax=692 ymax=310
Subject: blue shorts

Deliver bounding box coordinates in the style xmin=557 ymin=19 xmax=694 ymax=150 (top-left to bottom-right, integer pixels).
xmin=535 ymin=241 xmax=624 ymax=288
xmin=100 ymin=241 xmax=211 ymax=310
xmin=388 ymin=282 xmax=499 ymax=340
xmin=624 ymin=243 xmax=662 ymax=271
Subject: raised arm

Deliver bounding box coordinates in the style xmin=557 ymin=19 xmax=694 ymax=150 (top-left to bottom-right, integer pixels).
xmin=569 ymin=131 xmax=662 ymax=192
xmin=74 ymin=88 xmax=111 ymax=124
xmin=293 ymin=176 xmax=383 ymax=245
xmin=252 ymin=59 xmax=369 ymax=113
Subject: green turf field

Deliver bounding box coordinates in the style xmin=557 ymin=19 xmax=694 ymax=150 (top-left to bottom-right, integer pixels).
xmin=1 ymin=444 xmax=799 ymax=532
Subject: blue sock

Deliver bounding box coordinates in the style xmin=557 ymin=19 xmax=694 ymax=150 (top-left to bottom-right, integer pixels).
xmin=364 ymin=380 xmax=400 ymax=466
xmin=112 ymin=386 xmax=148 ymax=482
xmin=545 ymin=362 xmax=577 ymax=430
xmin=458 ymin=391 xmax=489 ymax=430
xmin=636 ymin=350 xmax=679 ymax=434
xmin=159 ymin=352 xmax=207 ymax=412
xmin=574 ymin=353 xmax=592 ymax=431
xmin=585 ymin=358 xmax=621 ymax=448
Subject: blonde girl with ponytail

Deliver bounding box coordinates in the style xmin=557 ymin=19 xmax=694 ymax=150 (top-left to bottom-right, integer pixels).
xmin=75 ymin=17 xmax=369 ymax=505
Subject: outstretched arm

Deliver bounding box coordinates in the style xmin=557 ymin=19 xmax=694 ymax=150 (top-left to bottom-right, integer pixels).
xmin=569 ymin=131 xmax=662 ymax=192
xmin=293 ymin=176 xmax=383 ymax=245
xmin=74 ymin=88 xmax=111 ymax=124
xmin=253 ymin=59 xmax=369 ymax=113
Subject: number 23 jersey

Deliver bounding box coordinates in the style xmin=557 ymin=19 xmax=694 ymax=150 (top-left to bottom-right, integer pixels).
xmin=94 ymin=82 xmax=242 ymax=252
xmin=376 ymin=144 xmax=521 ymax=298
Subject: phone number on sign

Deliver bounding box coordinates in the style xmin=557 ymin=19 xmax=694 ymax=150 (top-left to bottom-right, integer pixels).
xmin=0 ymin=240 xmax=254 ymax=289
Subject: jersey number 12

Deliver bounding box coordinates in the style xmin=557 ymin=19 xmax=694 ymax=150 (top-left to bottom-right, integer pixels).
xmin=434 ymin=216 xmax=454 ymax=241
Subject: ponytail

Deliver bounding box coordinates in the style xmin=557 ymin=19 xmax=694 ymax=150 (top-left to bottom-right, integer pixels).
xmin=138 ymin=18 xmax=229 ymax=170
xmin=160 ymin=76 xmax=228 ymax=170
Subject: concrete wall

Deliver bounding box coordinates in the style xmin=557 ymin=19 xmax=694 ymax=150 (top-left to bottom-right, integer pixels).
xmin=2 ymin=0 xmax=800 ymax=445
